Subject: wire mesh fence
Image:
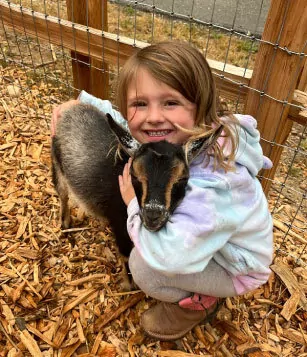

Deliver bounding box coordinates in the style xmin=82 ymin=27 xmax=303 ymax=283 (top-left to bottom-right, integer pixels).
xmin=0 ymin=0 xmax=306 ymax=355
xmin=1 ymin=0 xmax=305 ymax=264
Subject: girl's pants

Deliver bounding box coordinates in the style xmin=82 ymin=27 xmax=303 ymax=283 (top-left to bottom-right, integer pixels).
xmin=129 ymin=248 xmax=237 ymax=302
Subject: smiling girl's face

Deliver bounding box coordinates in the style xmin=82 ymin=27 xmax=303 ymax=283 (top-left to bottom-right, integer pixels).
xmin=126 ymin=67 xmax=196 ymax=145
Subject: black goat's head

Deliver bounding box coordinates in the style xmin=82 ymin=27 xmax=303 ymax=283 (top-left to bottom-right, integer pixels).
xmin=130 ymin=141 xmax=189 ymax=231
xmin=107 ymin=113 xmax=220 ymax=231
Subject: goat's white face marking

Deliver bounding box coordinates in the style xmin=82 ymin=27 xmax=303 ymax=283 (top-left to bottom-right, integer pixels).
xmin=121 ymin=133 xmax=140 ymax=155
xmin=144 ymin=200 xmax=165 ymax=212
xmin=142 ymin=199 xmax=168 ymax=231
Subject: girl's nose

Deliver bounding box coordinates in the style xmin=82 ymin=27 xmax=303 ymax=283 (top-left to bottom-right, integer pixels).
xmin=146 ymin=105 xmax=164 ymax=124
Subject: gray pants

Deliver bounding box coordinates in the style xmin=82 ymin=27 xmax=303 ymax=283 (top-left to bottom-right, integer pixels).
xmin=129 ymin=248 xmax=237 ymax=303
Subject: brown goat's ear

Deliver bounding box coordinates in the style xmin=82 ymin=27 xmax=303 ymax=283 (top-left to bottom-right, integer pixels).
xmin=187 ymin=125 xmax=224 ymax=163
xmin=106 ymin=113 xmax=140 ymax=156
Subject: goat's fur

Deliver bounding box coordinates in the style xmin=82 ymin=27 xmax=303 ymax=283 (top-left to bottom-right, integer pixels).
xmin=52 ymin=104 xmax=187 ymax=257
xmin=51 ymin=103 xmax=223 ymax=260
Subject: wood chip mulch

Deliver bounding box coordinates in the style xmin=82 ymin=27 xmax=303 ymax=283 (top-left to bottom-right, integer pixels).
xmin=0 ymin=64 xmax=306 ymax=357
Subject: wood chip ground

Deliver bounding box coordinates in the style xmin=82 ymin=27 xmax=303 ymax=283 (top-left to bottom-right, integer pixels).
xmin=0 ymin=60 xmax=306 ymax=357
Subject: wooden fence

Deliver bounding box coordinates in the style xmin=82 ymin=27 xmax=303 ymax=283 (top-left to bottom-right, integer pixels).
xmin=1 ymin=0 xmax=306 ymax=195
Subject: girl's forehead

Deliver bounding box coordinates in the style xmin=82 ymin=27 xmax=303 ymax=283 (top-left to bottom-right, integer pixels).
xmin=127 ymin=67 xmax=178 ymax=96
xmin=129 ymin=67 xmax=159 ymax=85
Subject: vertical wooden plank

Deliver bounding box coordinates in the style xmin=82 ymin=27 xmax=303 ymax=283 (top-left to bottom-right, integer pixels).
xmin=90 ymin=0 xmax=109 ymax=99
xmin=244 ymin=0 xmax=307 ymax=195
xmin=66 ymin=0 xmax=109 ymax=99
xmin=297 ymin=59 xmax=307 ymax=92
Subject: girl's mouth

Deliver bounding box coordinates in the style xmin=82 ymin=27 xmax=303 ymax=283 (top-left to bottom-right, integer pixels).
xmin=145 ymin=130 xmax=173 ymax=138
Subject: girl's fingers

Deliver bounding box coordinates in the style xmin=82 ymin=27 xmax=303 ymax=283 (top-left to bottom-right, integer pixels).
xmin=121 ymin=164 xmax=129 ymax=184
xmin=123 ymin=163 xmax=129 ymax=180
xmin=118 ymin=175 xmax=123 ymax=188
xmin=123 ymin=161 xmax=132 ymax=181
xmin=127 ymin=158 xmax=132 ymax=181
xmin=118 ymin=175 xmax=126 ymax=197
xmin=51 ymin=99 xmax=80 ymax=137
xmin=128 ymin=157 xmax=132 ymax=169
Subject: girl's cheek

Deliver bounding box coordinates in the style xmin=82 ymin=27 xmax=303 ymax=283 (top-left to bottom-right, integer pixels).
xmin=127 ymin=120 xmax=138 ymax=136
xmin=127 ymin=107 xmax=138 ymax=122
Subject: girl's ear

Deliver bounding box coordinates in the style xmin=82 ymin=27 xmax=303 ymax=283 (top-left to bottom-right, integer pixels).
xmin=186 ymin=125 xmax=224 ymax=163
xmin=106 ymin=113 xmax=140 ymax=156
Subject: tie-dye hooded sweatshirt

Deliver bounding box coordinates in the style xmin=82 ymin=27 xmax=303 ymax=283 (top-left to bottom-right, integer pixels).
xmin=79 ymin=91 xmax=274 ymax=295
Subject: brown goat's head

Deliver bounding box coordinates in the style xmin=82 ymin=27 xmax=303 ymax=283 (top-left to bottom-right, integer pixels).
xmin=107 ymin=113 xmax=221 ymax=231
xmin=130 ymin=141 xmax=189 ymax=231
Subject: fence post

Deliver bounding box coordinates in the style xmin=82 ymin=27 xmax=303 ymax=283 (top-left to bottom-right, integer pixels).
xmin=244 ymin=0 xmax=307 ymax=195
xmin=66 ymin=0 xmax=109 ymax=99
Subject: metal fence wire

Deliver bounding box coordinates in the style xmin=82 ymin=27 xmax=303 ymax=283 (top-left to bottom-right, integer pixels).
xmin=0 ymin=0 xmax=306 ymax=354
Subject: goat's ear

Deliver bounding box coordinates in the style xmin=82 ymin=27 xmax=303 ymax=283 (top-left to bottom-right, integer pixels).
xmin=186 ymin=125 xmax=224 ymax=163
xmin=106 ymin=113 xmax=140 ymax=156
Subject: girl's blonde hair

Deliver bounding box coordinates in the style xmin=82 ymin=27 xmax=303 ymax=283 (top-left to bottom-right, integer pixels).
xmin=116 ymin=41 xmax=238 ymax=171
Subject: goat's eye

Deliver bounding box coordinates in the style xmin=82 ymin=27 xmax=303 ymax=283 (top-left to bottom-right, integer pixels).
xmin=177 ymin=177 xmax=188 ymax=184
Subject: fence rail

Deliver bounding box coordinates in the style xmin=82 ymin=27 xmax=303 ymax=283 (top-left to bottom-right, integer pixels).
xmin=1 ymin=1 xmax=306 ymax=119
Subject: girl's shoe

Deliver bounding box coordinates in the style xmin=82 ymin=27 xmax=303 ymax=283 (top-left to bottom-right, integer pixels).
xmin=140 ymin=297 xmax=221 ymax=341
xmin=179 ymin=293 xmax=218 ymax=310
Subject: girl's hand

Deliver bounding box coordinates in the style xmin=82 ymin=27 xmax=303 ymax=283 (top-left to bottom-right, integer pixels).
xmin=119 ymin=158 xmax=136 ymax=206
xmin=51 ymin=99 xmax=79 ymax=137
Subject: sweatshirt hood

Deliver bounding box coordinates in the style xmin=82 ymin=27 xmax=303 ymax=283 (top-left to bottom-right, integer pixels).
xmin=218 ymin=114 xmax=272 ymax=176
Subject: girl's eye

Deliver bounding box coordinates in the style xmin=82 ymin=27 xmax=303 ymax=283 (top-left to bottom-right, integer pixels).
xmin=165 ymin=100 xmax=179 ymax=106
xmin=131 ymin=101 xmax=146 ymax=107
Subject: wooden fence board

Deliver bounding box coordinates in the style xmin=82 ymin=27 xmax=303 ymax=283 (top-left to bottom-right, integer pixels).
xmin=0 ymin=0 xmax=305 ymax=126
xmin=0 ymin=0 xmax=249 ymax=103
xmin=244 ymin=0 xmax=307 ymax=194
xmin=65 ymin=0 xmax=109 ymax=99
xmin=0 ymin=0 xmax=145 ymax=65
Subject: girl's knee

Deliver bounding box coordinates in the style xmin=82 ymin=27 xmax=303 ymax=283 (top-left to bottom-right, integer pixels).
xmin=128 ymin=248 xmax=189 ymax=302
xmin=128 ymin=248 xmax=163 ymax=298
xmin=128 ymin=248 xmax=148 ymax=287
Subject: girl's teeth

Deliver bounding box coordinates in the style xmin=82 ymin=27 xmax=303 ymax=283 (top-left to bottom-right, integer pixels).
xmin=147 ymin=131 xmax=170 ymax=137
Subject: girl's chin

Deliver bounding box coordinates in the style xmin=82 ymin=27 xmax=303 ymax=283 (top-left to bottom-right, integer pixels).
xmin=146 ymin=136 xmax=170 ymax=142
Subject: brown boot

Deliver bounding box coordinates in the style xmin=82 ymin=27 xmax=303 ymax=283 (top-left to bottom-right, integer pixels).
xmin=140 ymin=300 xmax=220 ymax=341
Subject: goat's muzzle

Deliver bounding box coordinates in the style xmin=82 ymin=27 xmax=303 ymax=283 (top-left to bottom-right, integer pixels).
xmin=141 ymin=203 xmax=169 ymax=232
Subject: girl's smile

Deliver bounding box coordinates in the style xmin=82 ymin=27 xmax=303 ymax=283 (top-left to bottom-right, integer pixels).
xmin=127 ymin=67 xmax=196 ymax=145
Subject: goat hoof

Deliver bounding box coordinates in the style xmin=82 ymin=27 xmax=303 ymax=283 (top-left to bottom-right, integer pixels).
xmin=120 ymin=279 xmax=133 ymax=292
xmin=120 ymin=277 xmax=138 ymax=292
xmin=61 ymin=218 xmax=70 ymax=230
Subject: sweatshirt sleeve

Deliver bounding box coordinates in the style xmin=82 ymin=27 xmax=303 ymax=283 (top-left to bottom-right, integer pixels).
xmin=126 ymin=176 xmax=239 ymax=275
xmin=126 ymin=170 xmax=273 ymax=296
xmin=78 ymin=90 xmax=129 ymax=129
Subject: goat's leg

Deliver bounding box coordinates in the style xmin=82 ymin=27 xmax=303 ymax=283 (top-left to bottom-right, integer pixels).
xmin=59 ymin=190 xmax=70 ymax=229
xmin=52 ymin=164 xmax=71 ymax=229
xmin=120 ymin=255 xmax=132 ymax=291
xmin=110 ymin=218 xmax=135 ymax=291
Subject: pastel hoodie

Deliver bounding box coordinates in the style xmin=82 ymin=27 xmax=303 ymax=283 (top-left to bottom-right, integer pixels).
xmin=79 ymin=91 xmax=274 ymax=295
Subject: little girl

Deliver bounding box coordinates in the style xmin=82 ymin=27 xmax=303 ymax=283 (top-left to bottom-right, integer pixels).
xmin=52 ymin=41 xmax=273 ymax=341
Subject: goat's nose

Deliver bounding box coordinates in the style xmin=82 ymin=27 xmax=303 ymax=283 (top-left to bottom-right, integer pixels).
xmin=144 ymin=208 xmax=163 ymax=222
xmin=142 ymin=204 xmax=168 ymax=230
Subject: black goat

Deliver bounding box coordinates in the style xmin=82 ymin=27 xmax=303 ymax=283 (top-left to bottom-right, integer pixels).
xmin=51 ymin=103 xmax=221 ymax=258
